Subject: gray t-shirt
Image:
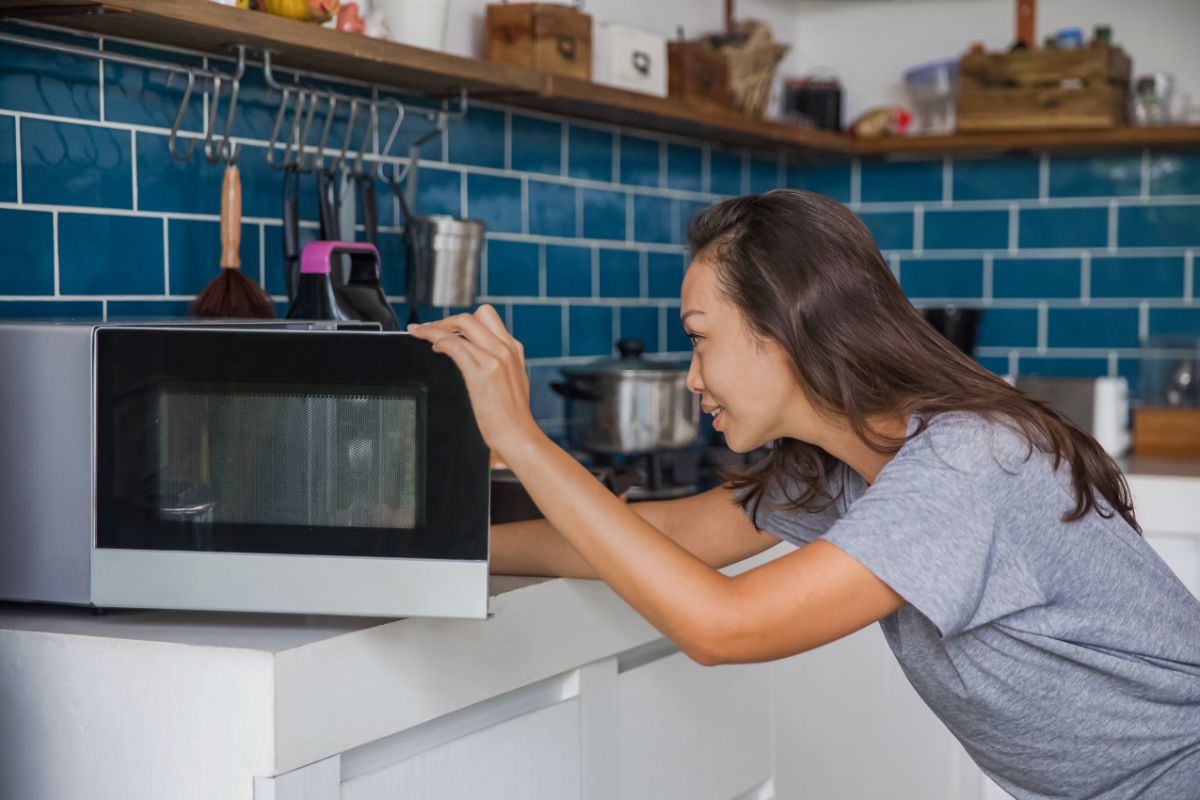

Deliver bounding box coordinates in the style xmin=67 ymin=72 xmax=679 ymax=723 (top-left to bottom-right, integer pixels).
xmin=746 ymin=411 xmax=1200 ymax=799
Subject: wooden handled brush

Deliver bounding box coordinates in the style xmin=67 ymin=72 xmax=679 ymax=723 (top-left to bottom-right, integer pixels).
xmin=193 ymin=163 xmax=276 ymax=319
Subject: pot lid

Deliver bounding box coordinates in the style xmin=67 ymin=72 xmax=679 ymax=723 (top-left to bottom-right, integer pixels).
xmin=559 ymin=338 xmax=689 ymax=377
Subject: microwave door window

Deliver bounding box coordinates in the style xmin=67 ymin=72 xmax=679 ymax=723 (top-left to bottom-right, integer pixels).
xmin=134 ymin=383 xmax=425 ymax=549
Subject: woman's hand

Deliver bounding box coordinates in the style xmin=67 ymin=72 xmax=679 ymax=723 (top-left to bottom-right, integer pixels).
xmin=406 ymin=304 xmax=542 ymax=459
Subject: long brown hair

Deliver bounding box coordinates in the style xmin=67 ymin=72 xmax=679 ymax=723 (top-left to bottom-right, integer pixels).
xmin=689 ymin=189 xmax=1140 ymax=535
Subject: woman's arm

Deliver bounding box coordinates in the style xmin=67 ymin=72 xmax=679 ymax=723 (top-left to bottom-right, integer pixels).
xmin=410 ymin=307 xmax=905 ymax=666
xmin=491 ymin=485 xmax=783 ymax=578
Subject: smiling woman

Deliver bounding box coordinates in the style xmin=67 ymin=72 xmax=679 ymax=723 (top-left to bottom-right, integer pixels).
xmin=409 ymin=189 xmax=1200 ymax=800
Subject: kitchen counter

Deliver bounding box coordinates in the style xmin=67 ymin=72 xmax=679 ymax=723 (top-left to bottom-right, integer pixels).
xmin=0 ymin=545 xmax=786 ymax=800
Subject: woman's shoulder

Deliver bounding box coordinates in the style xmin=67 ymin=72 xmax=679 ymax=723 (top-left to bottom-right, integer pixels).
xmin=903 ymin=410 xmax=1042 ymax=477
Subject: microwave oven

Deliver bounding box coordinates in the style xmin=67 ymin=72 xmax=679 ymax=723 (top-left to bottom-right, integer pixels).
xmin=0 ymin=320 xmax=490 ymax=618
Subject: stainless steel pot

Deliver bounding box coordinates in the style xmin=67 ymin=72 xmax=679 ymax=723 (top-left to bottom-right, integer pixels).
xmin=552 ymin=339 xmax=698 ymax=455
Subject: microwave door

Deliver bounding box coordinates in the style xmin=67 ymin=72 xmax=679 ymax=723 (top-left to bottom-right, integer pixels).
xmin=91 ymin=328 xmax=489 ymax=618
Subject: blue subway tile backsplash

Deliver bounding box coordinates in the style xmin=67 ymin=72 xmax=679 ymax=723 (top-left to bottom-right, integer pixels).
xmin=1 ymin=23 xmax=1197 ymax=433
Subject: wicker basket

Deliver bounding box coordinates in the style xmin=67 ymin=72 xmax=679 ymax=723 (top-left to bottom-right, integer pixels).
xmin=710 ymin=20 xmax=789 ymax=117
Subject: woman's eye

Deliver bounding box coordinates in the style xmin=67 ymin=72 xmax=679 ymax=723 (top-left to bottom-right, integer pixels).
xmin=686 ymin=333 xmax=703 ymax=347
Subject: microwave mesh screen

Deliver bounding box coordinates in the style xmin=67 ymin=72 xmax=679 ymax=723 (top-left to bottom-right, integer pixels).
xmin=155 ymin=385 xmax=422 ymax=530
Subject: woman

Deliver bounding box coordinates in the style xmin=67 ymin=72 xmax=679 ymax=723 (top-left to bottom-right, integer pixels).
xmin=408 ymin=189 xmax=1200 ymax=799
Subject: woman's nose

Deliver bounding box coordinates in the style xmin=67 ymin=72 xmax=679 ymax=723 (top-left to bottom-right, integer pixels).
xmin=685 ymin=353 xmax=704 ymax=394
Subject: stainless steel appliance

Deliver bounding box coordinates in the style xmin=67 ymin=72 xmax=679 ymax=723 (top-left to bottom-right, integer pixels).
xmin=0 ymin=320 xmax=489 ymax=618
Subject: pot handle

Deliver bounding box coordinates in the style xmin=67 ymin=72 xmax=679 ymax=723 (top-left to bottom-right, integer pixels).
xmin=616 ymin=338 xmax=645 ymax=359
xmin=551 ymin=380 xmax=600 ymax=401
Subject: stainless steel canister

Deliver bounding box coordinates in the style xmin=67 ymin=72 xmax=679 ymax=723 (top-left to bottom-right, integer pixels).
xmin=407 ymin=215 xmax=485 ymax=307
xmin=553 ymin=339 xmax=698 ymax=455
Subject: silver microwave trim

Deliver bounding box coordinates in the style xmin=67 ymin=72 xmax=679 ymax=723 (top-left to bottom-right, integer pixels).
xmin=92 ymin=549 xmax=489 ymax=619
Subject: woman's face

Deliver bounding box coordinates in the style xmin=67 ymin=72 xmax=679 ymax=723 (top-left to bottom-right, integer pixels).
xmin=680 ymin=258 xmax=816 ymax=453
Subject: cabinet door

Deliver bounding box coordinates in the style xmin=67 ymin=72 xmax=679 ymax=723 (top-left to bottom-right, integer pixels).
xmin=771 ymin=624 xmax=986 ymax=800
xmin=340 ymin=698 xmax=581 ymax=800
xmin=617 ymin=650 xmax=772 ymax=800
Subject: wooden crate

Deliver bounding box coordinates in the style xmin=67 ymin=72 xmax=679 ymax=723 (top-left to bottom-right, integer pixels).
xmin=485 ymin=3 xmax=592 ymax=81
xmin=667 ymin=41 xmax=732 ymax=111
xmin=957 ymin=40 xmax=1131 ymax=132
xmin=1133 ymin=408 xmax=1200 ymax=459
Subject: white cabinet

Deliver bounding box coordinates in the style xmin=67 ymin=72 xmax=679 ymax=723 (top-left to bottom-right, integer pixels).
xmin=771 ymin=624 xmax=986 ymax=800
xmin=617 ymin=650 xmax=773 ymax=800
xmin=341 ymin=699 xmax=582 ymax=800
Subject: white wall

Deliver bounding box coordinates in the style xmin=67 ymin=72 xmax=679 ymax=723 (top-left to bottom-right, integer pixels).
xmin=787 ymin=0 xmax=1200 ymax=124
xmin=434 ymin=0 xmax=1200 ymax=126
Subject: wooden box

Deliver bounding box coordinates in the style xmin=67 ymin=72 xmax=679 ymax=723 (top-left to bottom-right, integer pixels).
xmin=1132 ymin=408 xmax=1200 ymax=459
xmin=957 ymin=40 xmax=1131 ymax=132
xmin=667 ymin=41 xmax=732 ymax=111
xmin=485 ymin=3 xmax=592 ymax=81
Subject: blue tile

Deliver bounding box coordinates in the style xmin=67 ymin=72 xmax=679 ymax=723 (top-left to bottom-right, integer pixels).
xmin=619 ymin=306 xmax=659 ymax=352
xmin=749 ymin=157 xmax=780 ymax=193
xmin=413 ymin=166 xmax=463 ymax=218
xmin=923 ymin=210 xmax=1008 ymax=250
xmin=952 ymin=157 xmax=1039 ymax=201
xmin=447 ymin=107 xmax=505 ymax=169
xmin=528 ymin=180 xmax=575 ymax=237
xmin=373 ymin=231 xmax=408 ymax=296
xmin=1048 ymin=308 xmax=1139 ymax=348
xmin=512 ymin=304 xmax=562 ymax=358
xmin=569 ymin=305 xmax=613 ymax=357
xmin=1048 ymin=155 xmax=1140 ymax=198
xmin=567 ymin=125 xmax=613 ymax=182
xmin=785 ymin=161 xmax=852 ymax=203
xmin=665 ymin=304 xmax=690 ymax=352
xmin=647 ymin=252 xmax=686 ymax=298
xmin=1091 ymin=256 xmax=1185 ymax=299
xmin=898 ymin=258 xmax=982 ymax=299
xmin=511 ymin=115 xmax=561 ymax=175
xmin=709 ymin=150 xmax=743 ymax=195
xmin=1117 ymin=359 xmax=1143 ymax=400
xmin=22 ymin=119 xmax=131 ymax=209
xmin=582 ymin=188 xmax=626 ymax=240
xmin=59 ymin=214 xmax=164 ymax=295
xmin=108 ymin=300 xmax=192 ymax=318
xmin=0 ymin=300 xmax=101 ymax=319
xmin=599 ymin=249 xmax=639 ymax=298
xmin=976 ymin=308 xmax=1038 ymax=348
xmin=137 ymin=132 xmax=226 ymax=214
xmin=0 ymin=116 xmax=14 ymax=203
xmin=1017 ymin=356 xmax=1108 ymax=378
xmin=528 ymin=364 xmax=565 ymax=424
xmin=992 ymin=257 xmax=1081 ymax=299
xmin=679 ymin=200 xmax=710 ymax=244
xmin=467 ymin=173 xmax=520 ymax=233
xmin=632 ymin=195 xmax=673 ymax=244
xmin=1150 ymin=154 xmax=1200 ymax=196
xmin=0 ymin=37 xmax=100 ymax=119
xmin=546 ymin=244 xmax=591 ymax=298
xmin=167 ymin=219 xmax=262 ymax=295
xmin=975 ymin=356 xmax=1010 ymax=377
xmin=619 ymin=134 xmax=660 ymax=187
xmin=1148 ymin=308 xmax=1200 ymax=338
xmin=860 ymin=160 xmax=942 ymax=203
xmin=1119 ymin=205 xmax=1200 ymax=248
xmin=666 ymin=144 xmax=702 ymax=192
xmin=857 ymin=211 xmax=913 ymax=251
xmin=1019 ymin=207 xmax=1108 ymax=249
xmin=0 ymin=209 xmax=54 ymax=294
xmin=486 ymin=240 xmax=539 ymax=297
xmin=103 ymin=47 xmax=204 ymax=133
xmin=263 ymin=221 xmax=320 ymax=298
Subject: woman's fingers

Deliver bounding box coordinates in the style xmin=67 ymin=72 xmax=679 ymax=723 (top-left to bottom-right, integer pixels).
xmin=410 ymin=324 xmax=484 ymax=372
xmin=423 ymin=312 xmax=514 ymax=365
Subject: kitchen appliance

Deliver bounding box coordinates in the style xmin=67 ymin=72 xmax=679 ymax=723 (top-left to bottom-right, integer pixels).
xmin=552 ymin=338 xmax=699 ymax=456
xmin=783 ymin=74 xmax=842 ymax=131
xmin=0 ymin=320 xmax=489 ymax=618
xmin=1013 ymin=376 xmax=1130 ymax=456
xmin=922 ymin=306 xmax=981 ymax=355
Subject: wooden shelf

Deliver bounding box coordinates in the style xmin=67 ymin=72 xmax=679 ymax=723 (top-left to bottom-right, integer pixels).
xmin=854 ymin=125 xmax=1200 ymax=156
xmin=2 ymin=0 xmax=1198 ymax=159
